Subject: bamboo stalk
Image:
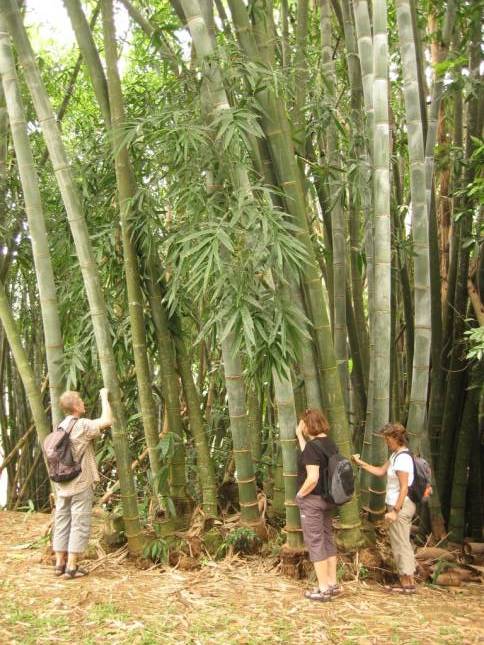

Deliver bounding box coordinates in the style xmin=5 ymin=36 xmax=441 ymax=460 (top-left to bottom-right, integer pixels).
xmin=273 ymin=370 xmax=303 ymax=549
xmin=396 ymin=0 xmax=432 ymax=453
xmin=0 ymin=0 xmax=143 ymax=554
xmin=63 ymin=0 xmax=111 ymax=126
xmin=0 ymin=20 xmax=64 ymax=427
xmin=102 ymin=0 xmax=166 ymax=509
xmin=368 ymin=0 xmax=391 ymax=517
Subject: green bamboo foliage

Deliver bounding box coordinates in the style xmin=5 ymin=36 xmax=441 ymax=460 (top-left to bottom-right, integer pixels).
xmin=228 ymin=0 xmax=362 ymax=547
xmin=119 ymin=0 xmax=181 ymax=76
xmin=396 ymin=0 xmax=431 ymax=452
xmin=0 ymin=0 xmax=143 ymax=554
xmin=369 ymin=0 xmax=391 ymax=517
xmin=175 ymin=0 xmax=261 ymax=529
xmin=102 ymin=0 xmax=165 ymax=504
xmin=273 ymin=371 xmax=303 ymax=549
xmin=0 ymin=19 xmax=64 ymax=428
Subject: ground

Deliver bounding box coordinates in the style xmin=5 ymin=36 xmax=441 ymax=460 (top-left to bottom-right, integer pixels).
xmin=0 ymin=511 xmax=482 ymax=645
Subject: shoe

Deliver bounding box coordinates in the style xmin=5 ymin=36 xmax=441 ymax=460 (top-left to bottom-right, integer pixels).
xmin=304 ymin=588 xmax=332 ymax=602
xmin=64 ymin=566 xmax=89 ymax=579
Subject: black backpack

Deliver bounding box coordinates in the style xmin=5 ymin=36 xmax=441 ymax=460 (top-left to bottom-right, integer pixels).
xmin=43 ymin=418 xmax=81 ymax=483
xmin=392 ymin=449 xmax=432 ymax=504
xmin=318 ymin=439 xmax=355 ymax=506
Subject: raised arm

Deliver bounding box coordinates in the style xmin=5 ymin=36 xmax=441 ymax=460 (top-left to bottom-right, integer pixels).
xmin=95 ymin=388 xmax=113 ymax=430
xmin=295 ymin=420 xmax=307 ymax=451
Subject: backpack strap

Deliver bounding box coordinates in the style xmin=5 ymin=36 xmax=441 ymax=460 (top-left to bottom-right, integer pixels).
xmin=392 ymin=448 xmax=411 ymax=462
xmin=392 ymin=449 xmax=415 ymax=472
xmin=61 ymin=418 xmax=79 ymax=435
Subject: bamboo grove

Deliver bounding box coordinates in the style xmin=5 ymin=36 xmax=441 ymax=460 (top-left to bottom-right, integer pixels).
xmin=0 ymin=0 xmax=482 ymax=555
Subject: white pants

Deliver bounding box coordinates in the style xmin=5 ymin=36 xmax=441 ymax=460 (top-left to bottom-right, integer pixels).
xmin=52 ymin=487 xmax=93 ymax=553
xmin=388 ymin=497 xmax=416 ymax=576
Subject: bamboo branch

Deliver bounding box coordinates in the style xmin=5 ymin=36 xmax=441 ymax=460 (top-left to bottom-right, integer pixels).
xmin=13 ymin=448 xmax=42 ymax=509
xmin=119 ymin=0 xmax=182 ymax=77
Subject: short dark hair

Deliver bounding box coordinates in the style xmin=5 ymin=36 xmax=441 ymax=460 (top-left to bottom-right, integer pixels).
xmin=381 ymin=422 xmax=408 ymax=446
xmin=300 ymin=409 xmax=330 ymax=437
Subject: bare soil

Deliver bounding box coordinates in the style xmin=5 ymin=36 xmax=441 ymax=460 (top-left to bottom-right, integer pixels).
xmin=0 ymin=511 xmax=482 ymax=644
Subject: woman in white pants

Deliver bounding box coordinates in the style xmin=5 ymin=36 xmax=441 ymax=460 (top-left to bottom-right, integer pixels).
xmin=353 ymin=423 xmax=417 ymax=593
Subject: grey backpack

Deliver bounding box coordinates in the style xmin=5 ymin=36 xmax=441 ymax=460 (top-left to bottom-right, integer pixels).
xmin=319 ymin=440 xmax=355 ymax=505
xmin=43 ymin=418 xmax=81 ymax=483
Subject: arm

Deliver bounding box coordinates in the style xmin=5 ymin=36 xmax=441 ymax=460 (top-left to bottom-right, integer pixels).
xmin=297 ymin=465 xmax=320 ymax=497
xmin=94 ymin=388 xmax=113 ymax=430
xmin=393 ymin=470 xmax=409 ymax=511
xmin=352 ymin=453 xmax=389 ymax=477
xmin=295 ymin=420 xmax=307 ymax=451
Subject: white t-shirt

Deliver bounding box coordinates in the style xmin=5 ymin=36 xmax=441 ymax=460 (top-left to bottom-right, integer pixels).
xmin=385 ymin=450 xmax=414 ymax=506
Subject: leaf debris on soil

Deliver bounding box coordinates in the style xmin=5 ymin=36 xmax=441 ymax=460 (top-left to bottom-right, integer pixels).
xmin=0 ymin=511 xmax=482 ymax=644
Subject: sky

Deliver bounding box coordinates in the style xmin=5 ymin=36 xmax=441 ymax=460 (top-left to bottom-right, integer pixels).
xmin=24 ymin=0 xmax=130 ymax=55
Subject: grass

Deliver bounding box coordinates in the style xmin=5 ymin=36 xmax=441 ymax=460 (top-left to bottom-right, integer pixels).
xmin=3 ymin=601 xmax=70 ymax=645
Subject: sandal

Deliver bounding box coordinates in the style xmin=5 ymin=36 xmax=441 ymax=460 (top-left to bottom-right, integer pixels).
xmin=305 ymin=588 xmax=332 ymax=602
xmin=64 ymin=566 xmax=89 ymax=579
xmin=329 ymin=584 xmax=343 ymax=597
xmin=54 ymin=564 xmax=66 ymax=576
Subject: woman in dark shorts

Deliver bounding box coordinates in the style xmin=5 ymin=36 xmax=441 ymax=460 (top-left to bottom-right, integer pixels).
xmin=295 ymin=409 xmax=341 ymax=602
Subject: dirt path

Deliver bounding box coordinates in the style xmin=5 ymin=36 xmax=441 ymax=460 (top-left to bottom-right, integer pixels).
xmin=0 ymin=511 xmax=482 ymax=644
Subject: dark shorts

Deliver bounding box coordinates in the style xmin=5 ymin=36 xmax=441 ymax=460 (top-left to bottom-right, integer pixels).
xmin=296 ymin=494 xmax=337 ymax=562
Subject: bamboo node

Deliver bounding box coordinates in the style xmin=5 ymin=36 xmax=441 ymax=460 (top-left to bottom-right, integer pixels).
xmin=338 ymin=522 xmax=362 ymax=530
xmin=236 ymin=476 xmax=256 ymax=484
